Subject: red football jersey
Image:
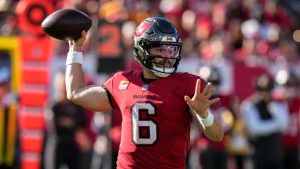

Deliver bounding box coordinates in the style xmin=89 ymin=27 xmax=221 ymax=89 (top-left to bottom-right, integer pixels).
xmin=104 ymin=70 xmax=204 ymax=169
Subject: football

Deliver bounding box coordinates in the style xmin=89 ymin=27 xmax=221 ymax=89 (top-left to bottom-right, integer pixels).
xmin=41 ymin=8 xmax=92 ymax=40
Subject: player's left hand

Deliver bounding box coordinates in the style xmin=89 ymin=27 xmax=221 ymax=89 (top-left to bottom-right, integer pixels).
xmin=184 ymin=79 xmax=220 ymax=118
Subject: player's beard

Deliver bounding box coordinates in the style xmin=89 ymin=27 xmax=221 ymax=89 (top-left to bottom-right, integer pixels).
xmin=152 ymin=56 xmax=176 ymax=69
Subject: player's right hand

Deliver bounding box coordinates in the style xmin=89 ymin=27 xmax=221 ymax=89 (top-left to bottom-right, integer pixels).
xmin=68 ymin=30 xmax=87 ymax=52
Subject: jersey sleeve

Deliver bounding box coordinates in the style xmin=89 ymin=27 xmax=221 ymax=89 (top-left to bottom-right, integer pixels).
xmin=104 ymin=74 xmax=119 ymax=109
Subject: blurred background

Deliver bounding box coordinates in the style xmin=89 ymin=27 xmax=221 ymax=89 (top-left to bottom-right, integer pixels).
xmin=0 ymin=0 xmax=299 ymax=169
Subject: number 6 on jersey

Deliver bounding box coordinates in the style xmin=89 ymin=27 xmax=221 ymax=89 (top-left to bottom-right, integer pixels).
xmin=131 ymin=103 xmax=157 ymax=145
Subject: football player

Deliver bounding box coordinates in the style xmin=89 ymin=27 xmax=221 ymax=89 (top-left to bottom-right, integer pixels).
xmin=65 ymin=17 xmax=223 ymax=169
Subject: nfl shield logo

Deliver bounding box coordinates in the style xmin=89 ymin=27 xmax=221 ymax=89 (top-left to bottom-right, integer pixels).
xmin=142 ymin=84 xmax=148 ymax=91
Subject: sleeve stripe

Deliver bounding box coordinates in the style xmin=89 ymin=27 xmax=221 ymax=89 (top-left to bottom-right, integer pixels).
xmin=102 ymin=85 xmax=114 ymax=107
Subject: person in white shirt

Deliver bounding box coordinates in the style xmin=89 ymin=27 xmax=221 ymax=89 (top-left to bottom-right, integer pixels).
xmin=241 ymin=74 xmax=288 ymax=169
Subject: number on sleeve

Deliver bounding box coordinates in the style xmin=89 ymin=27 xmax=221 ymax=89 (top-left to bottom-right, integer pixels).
xmin=131 ymin=103 xmax=157 ymax=145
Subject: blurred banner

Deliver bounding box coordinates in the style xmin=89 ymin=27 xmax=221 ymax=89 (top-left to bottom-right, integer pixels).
xmin=16 ymin=0 xmax=55 ymax=169
xmin=233 ymin=63 xmax=268 ymax=101
xmin=16 ymin=0 xmax=54 ymax=35
xmin=96 ymin=20 xmax=125 ymax=73
xmin=19 ymin=36 xmax=53 ymax=169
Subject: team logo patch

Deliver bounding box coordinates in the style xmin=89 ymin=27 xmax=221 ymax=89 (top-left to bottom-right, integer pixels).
xmin=134 ymin=21 xmax=153 ymax=37
xmin=119 ymin=80 xmax=129 ymax=90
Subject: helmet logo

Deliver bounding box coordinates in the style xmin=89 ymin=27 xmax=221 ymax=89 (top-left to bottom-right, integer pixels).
xmin=134 ymin=21 xmax=153 ymax=37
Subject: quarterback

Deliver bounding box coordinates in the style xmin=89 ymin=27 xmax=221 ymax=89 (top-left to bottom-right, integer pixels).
xmin=65 ymin=17 xmax=223 ymax=169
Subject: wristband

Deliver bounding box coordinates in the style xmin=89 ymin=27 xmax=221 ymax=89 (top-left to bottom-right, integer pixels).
xmin=66 ymin=52 xmax=83 ymax=65
xmin=195 ymin=110 xmax=214 ymax=128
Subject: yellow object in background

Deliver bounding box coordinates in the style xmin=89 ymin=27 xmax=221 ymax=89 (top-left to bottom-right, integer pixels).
xmin=0 ymin=103 xmax=18 ymax=166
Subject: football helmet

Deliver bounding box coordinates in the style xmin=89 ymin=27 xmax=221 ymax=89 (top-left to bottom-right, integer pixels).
xmin=207 ymin=67 xmax=221 ymax=86
xmin=133 ymin=17 xmax=182 ymax=77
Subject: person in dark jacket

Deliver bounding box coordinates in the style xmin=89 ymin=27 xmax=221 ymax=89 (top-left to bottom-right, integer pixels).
xmin=51 ymin=71 xmax=87 ymax=169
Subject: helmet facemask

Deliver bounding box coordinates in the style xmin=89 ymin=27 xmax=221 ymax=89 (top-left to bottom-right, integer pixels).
xmin=147 ymin=43 xmax=182 ymax=77
xmin=134 ymin=39 xmax=182 ymax=77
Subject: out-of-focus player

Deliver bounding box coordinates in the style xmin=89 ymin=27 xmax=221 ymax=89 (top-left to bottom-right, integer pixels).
xmin=282 ymin=73 xmax=300 ymax=169
xmin=65 ymin=17 xmax=224 ymax=169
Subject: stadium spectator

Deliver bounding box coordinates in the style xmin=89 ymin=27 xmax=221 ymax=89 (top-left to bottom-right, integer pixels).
xmin=197 ymin=66 xmax=237 ymax=169
xmin=208 ymin=65 xmax=251 ymax=169
xmin=281 ymin=72 xmax=300 ymax=169
xmin=65 ymin=17 xmax=224 ymax=169
xmin=225 ymin=88 xmax=250 ymax=169
xmin=241 ymin=74 xmax=288 ymax=169
xmin=50 ymin=71 xmax=90 ymax=169
xmin=90 ymin=111 xmax=111 ymax=169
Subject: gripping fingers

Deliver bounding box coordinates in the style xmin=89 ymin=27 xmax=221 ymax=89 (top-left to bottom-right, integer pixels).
xmin=68 ymin=31 xmax=86 ymax=51
xmin=68 ymin=40 xmax=74 ymax=45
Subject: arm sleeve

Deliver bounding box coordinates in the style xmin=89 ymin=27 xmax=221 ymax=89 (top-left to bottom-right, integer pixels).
xmin=103 ymin=86 xmax=117 ymax=109
xmin=103 ymin=75 xmax=118 ymax=109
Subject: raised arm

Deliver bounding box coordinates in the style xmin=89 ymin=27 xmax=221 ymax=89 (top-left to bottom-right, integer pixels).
xmin=65 ymin=31 xmax=112 ymax=112
xmin=184 ymin=79 xmax=224 ymax=142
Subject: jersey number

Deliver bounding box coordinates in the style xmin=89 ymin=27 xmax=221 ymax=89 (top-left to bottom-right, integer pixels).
xmin=97 ymin=24 xmax=122 ymax=58
xmin=131 ymin=103 xmax=157 ymax=145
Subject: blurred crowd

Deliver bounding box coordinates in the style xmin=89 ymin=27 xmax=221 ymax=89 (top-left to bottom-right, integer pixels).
xmin=0 ymin=0 xmax=300 ymax=169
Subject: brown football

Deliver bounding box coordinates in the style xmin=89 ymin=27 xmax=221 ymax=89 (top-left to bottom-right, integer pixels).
xmin=41 ymin=8 xmax=92 ymax=40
